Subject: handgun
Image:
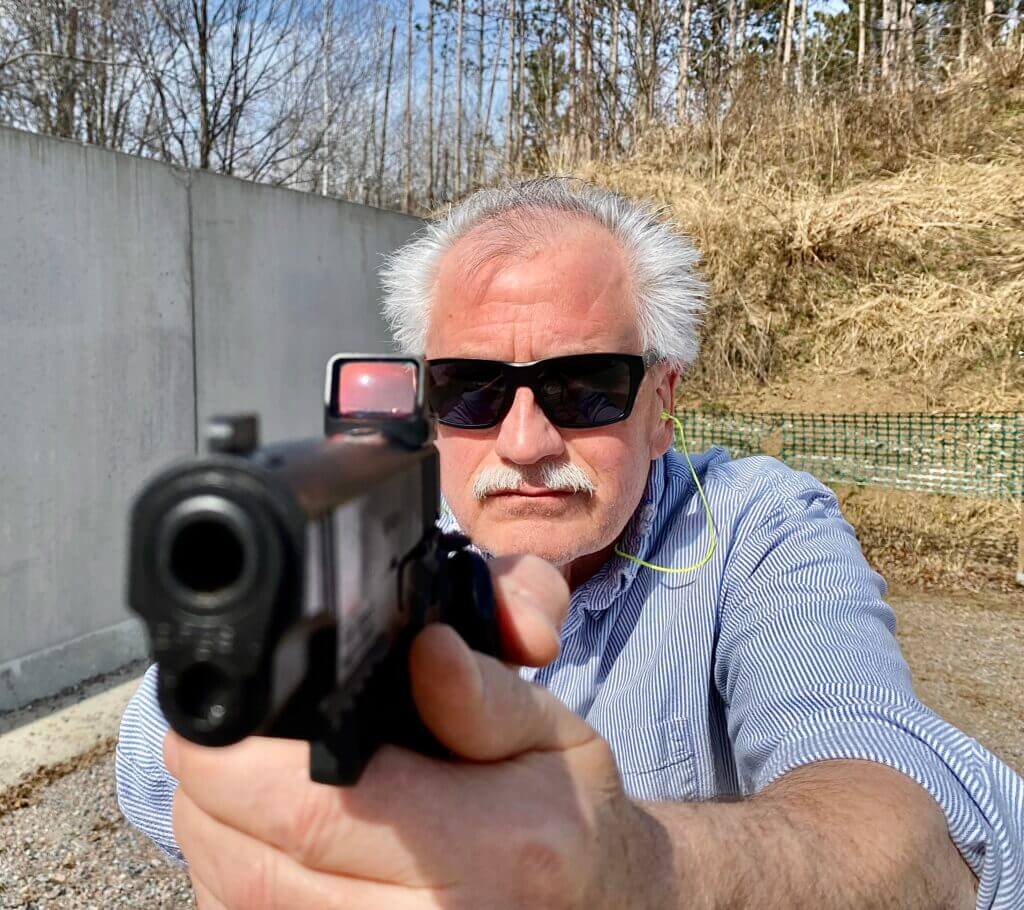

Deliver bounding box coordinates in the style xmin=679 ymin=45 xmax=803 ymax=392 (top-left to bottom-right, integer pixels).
xmin=126 ymin=355 xmax=498 ymax=785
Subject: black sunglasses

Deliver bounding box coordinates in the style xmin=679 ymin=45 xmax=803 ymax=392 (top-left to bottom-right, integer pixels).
xmin=425 ymin=352 xmax=659 ymax=430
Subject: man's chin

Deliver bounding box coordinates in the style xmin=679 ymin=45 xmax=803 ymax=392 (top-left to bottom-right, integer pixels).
xmin=471 ymin=517 xmax=591 ymax=567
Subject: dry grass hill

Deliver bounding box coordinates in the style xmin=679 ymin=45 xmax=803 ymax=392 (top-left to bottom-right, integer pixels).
xmin=579 ymin=57 xmax=1024 ymax=592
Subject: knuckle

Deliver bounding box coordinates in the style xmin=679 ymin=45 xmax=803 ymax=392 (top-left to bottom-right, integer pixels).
xmin=510 ymin=828 xmax=582 ymax=907
xmin=586 ymin=736 xmax=621 ymax=783
xmin=282 ymin=782 xmax=344 ymax=869
xmin=227 ymin=847 xmax=281 ymax=910
xmin=509 ymin=800 xmax=596 ymax=907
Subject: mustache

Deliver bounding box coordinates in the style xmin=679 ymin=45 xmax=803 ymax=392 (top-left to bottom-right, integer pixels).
xmin=473 ymin=462 xmax=597 ymax=500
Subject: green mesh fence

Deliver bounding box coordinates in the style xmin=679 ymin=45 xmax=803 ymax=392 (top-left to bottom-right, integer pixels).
xmin=674 ymin=411 xmax=1024 ymax=500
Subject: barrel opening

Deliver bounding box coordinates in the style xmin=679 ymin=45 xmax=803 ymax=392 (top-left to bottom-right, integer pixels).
xmin=169 ymin=518 xmax=246 ymax=596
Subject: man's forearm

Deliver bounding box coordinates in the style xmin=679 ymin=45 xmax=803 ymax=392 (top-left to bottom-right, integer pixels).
xmin=623 ymin=760 xmax=977 ymax=909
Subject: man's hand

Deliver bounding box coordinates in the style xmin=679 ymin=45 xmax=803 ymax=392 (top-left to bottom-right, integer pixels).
xmin=163 ymin=554 xmax=670 ymax=910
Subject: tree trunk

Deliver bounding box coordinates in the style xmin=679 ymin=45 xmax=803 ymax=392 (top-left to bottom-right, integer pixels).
xmin=404 ymin=0 xmax=414 ymax=211
xmin=857 ymin=0 xmax=866 ymax=89
xmin=797 ymin=0 xmax=810 ymax=92
xmin=455 ymin=0 xmax=465 ymax=196
xmin=880 ymin=0 xmax=892 ymax=87
xmin=866 ymin=0 xmax=877 ymax=91
xmin=321 ymin=0 xmax=332 ymax=196
xmin=55 ymin=4 xmax=80 ymax=139
xmin=899 ymin=0 xmax=914 ymax=89
xmin=726 ymin=0 xmax=737 ymax=65
xmin=505 ymin=0 xmax=515 ymax=170
xmin=609 ymin=0 xmax=620 ymax=150
xmin=377 ymin=24 xmax=396 ymax=208
xmin=483 ymin=7 xmax=506 ymax=177
xmin=437 ymin=16 xmax=451 ymax=197
xmin=984 ymin=0 xmax=995 ymax=49
xmin=582 ymin=0 xmax=593 ymax=157
xmin=677 ymin=0 xmax=692 ymax=121
xmin=736 ymin=0 xmax=748 ymax=58
xmin=474 ymin=0 xmax=485 ymax=184
xmin=427 ymin=0 xmax=435 ymax=205
xmin=516 ymin=4 xmax=525 ymax=167
xmin=568 ymin=0 xmax=577 ymax=155
xmin=196 ymin=0 xmax=211 ymax=169
xmin=782 ymin=0 xmax=797 ymax=83
xmin=648 ymin=1 xmax=661 ymax=122
xmin=361 ymin=27 xmax=384 ymax=204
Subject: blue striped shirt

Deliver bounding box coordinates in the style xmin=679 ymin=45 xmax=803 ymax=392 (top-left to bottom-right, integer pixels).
xmin=116 ymin=448 xmax=1024 ymax=906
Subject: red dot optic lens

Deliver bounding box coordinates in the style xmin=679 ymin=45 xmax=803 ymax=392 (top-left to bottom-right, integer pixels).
xmin=335 ymin=361 xmax=417 ymax=419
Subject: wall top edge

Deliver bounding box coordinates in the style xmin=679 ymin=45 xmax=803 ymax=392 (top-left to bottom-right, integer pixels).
xmin=0 ymin=124 xmax=424 ymax=225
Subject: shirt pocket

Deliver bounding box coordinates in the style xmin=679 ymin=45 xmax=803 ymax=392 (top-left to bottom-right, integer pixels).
xmin=608 ymin=716 xmax=697 ymax=802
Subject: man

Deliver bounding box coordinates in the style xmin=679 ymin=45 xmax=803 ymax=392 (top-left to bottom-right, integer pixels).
xmin=117 ymin=178 xmax=1023 ymax=908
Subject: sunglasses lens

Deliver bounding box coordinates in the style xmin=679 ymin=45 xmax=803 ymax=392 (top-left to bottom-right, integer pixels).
xmin=427 ymin=362 xmax=507 ymax=427
xmin=540 ymin=356 xmax=634 ymax=427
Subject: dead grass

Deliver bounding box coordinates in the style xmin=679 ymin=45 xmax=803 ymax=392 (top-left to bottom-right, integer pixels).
xmin=577 ymin=57 xmax=1024 ymax=591
xmin=834 ymin=487 xmax=1021 ymax=593
xmin=579 ymin=55 xmax=1024 ymax=411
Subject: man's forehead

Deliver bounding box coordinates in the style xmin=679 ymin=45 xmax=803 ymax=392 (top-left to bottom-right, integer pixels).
xmin=426 ymin=215 xmax=638 ymax=357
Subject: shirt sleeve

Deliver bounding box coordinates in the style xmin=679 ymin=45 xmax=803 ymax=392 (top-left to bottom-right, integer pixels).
xmin=115 ymin=664 xmax=185 ymax=865
xmin=714 ymin=465 xmax=1024 ymax=909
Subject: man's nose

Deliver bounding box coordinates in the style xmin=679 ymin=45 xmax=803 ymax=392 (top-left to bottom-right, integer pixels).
xmin=493 ymin=386 xmax=566 ymax=464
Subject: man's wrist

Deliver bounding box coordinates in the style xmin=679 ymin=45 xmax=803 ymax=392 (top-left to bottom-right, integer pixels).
xmin=585 ymin=796 xmax=682 ymax=910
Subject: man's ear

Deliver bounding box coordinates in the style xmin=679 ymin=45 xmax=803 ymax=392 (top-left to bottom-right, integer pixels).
xmin=649 ymin=365 xmax=681 ymax=459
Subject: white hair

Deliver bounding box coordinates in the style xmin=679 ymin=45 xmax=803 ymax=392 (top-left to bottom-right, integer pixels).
xmin=379 ymin=177 xmax=708 ymax=368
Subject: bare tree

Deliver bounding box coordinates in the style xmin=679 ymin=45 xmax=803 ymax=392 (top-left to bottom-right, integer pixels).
xmin=726 ymin=0 xmax=737 ymax=66
xmin=857 ymin=0 xmax=866 ymax=88
xmin=427 ymin=0 xmax=435 ymax=203
xmin=782 ymin=0 xmax=797 ymax=82
xmin=881 ymin=0 xmax=893 ymax=86
xmin=376 ymin=21 xmax=395 ymax=206
xmin=505 ymin=0 xmax=514 ymax=169
xmin=0 ymin=1 xmax=152 ymax=146
xmin=132 ymin=0 xmax=326 ymax=179
xmin=796 ymin=0 xmax=810 ymax=92
xmin=899 ymin=0 xmax=914 ymax=88
xmin=515 ymin=0 xmax=524 ymax=164
xmin=321 ymin=0 xmax=332 ymax=195
xmin=736 ymin=0 xmax=747 ymax=58
xmin=404 ymin=0 xmax=413 ymax=210
xmin=609 ymin=0 xmax=620 ymax=147
xmin=983 ymin=0 xmax=995 ymax=48
xmin=677 ymin=0 xmax=692 ymax=120
xmin=454 ymin=0 xmax=464 ymax=195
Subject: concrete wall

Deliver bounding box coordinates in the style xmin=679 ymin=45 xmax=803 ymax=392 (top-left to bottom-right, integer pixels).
xmin=191 ymin=171 xmax=415 ymax=441
xmin=0 ymin=127 xmax=421 ymax=711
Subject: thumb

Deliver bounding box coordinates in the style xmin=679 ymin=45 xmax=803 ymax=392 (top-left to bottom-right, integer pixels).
xmin=409 ymin=623 xmax=596 ymax=761
xmin=489 ymin=554 xmax=570 ymax=667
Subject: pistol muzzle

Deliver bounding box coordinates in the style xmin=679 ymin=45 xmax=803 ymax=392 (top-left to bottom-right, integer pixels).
xmin=156 ymin=494 xmax=258 ymax=610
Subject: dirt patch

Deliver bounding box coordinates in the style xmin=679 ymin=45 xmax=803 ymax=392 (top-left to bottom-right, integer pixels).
xmin=889 ymin=585 xmax=1023 ymax=775
xmin=0 ymin=736 xmax=116 ymax=819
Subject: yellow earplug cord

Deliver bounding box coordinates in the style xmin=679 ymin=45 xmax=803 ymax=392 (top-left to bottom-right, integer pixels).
xmin=614 ymin=410 xmax=717 ymax=574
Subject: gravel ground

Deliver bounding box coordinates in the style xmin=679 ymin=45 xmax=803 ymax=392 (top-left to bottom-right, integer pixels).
xmin=0 ymin=754 xmax=192 ymax=909
xmin=0 ymin=587 xmax=1020 ymax=909
xmin=891 ymin=586 xmax=1023 ymax=774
